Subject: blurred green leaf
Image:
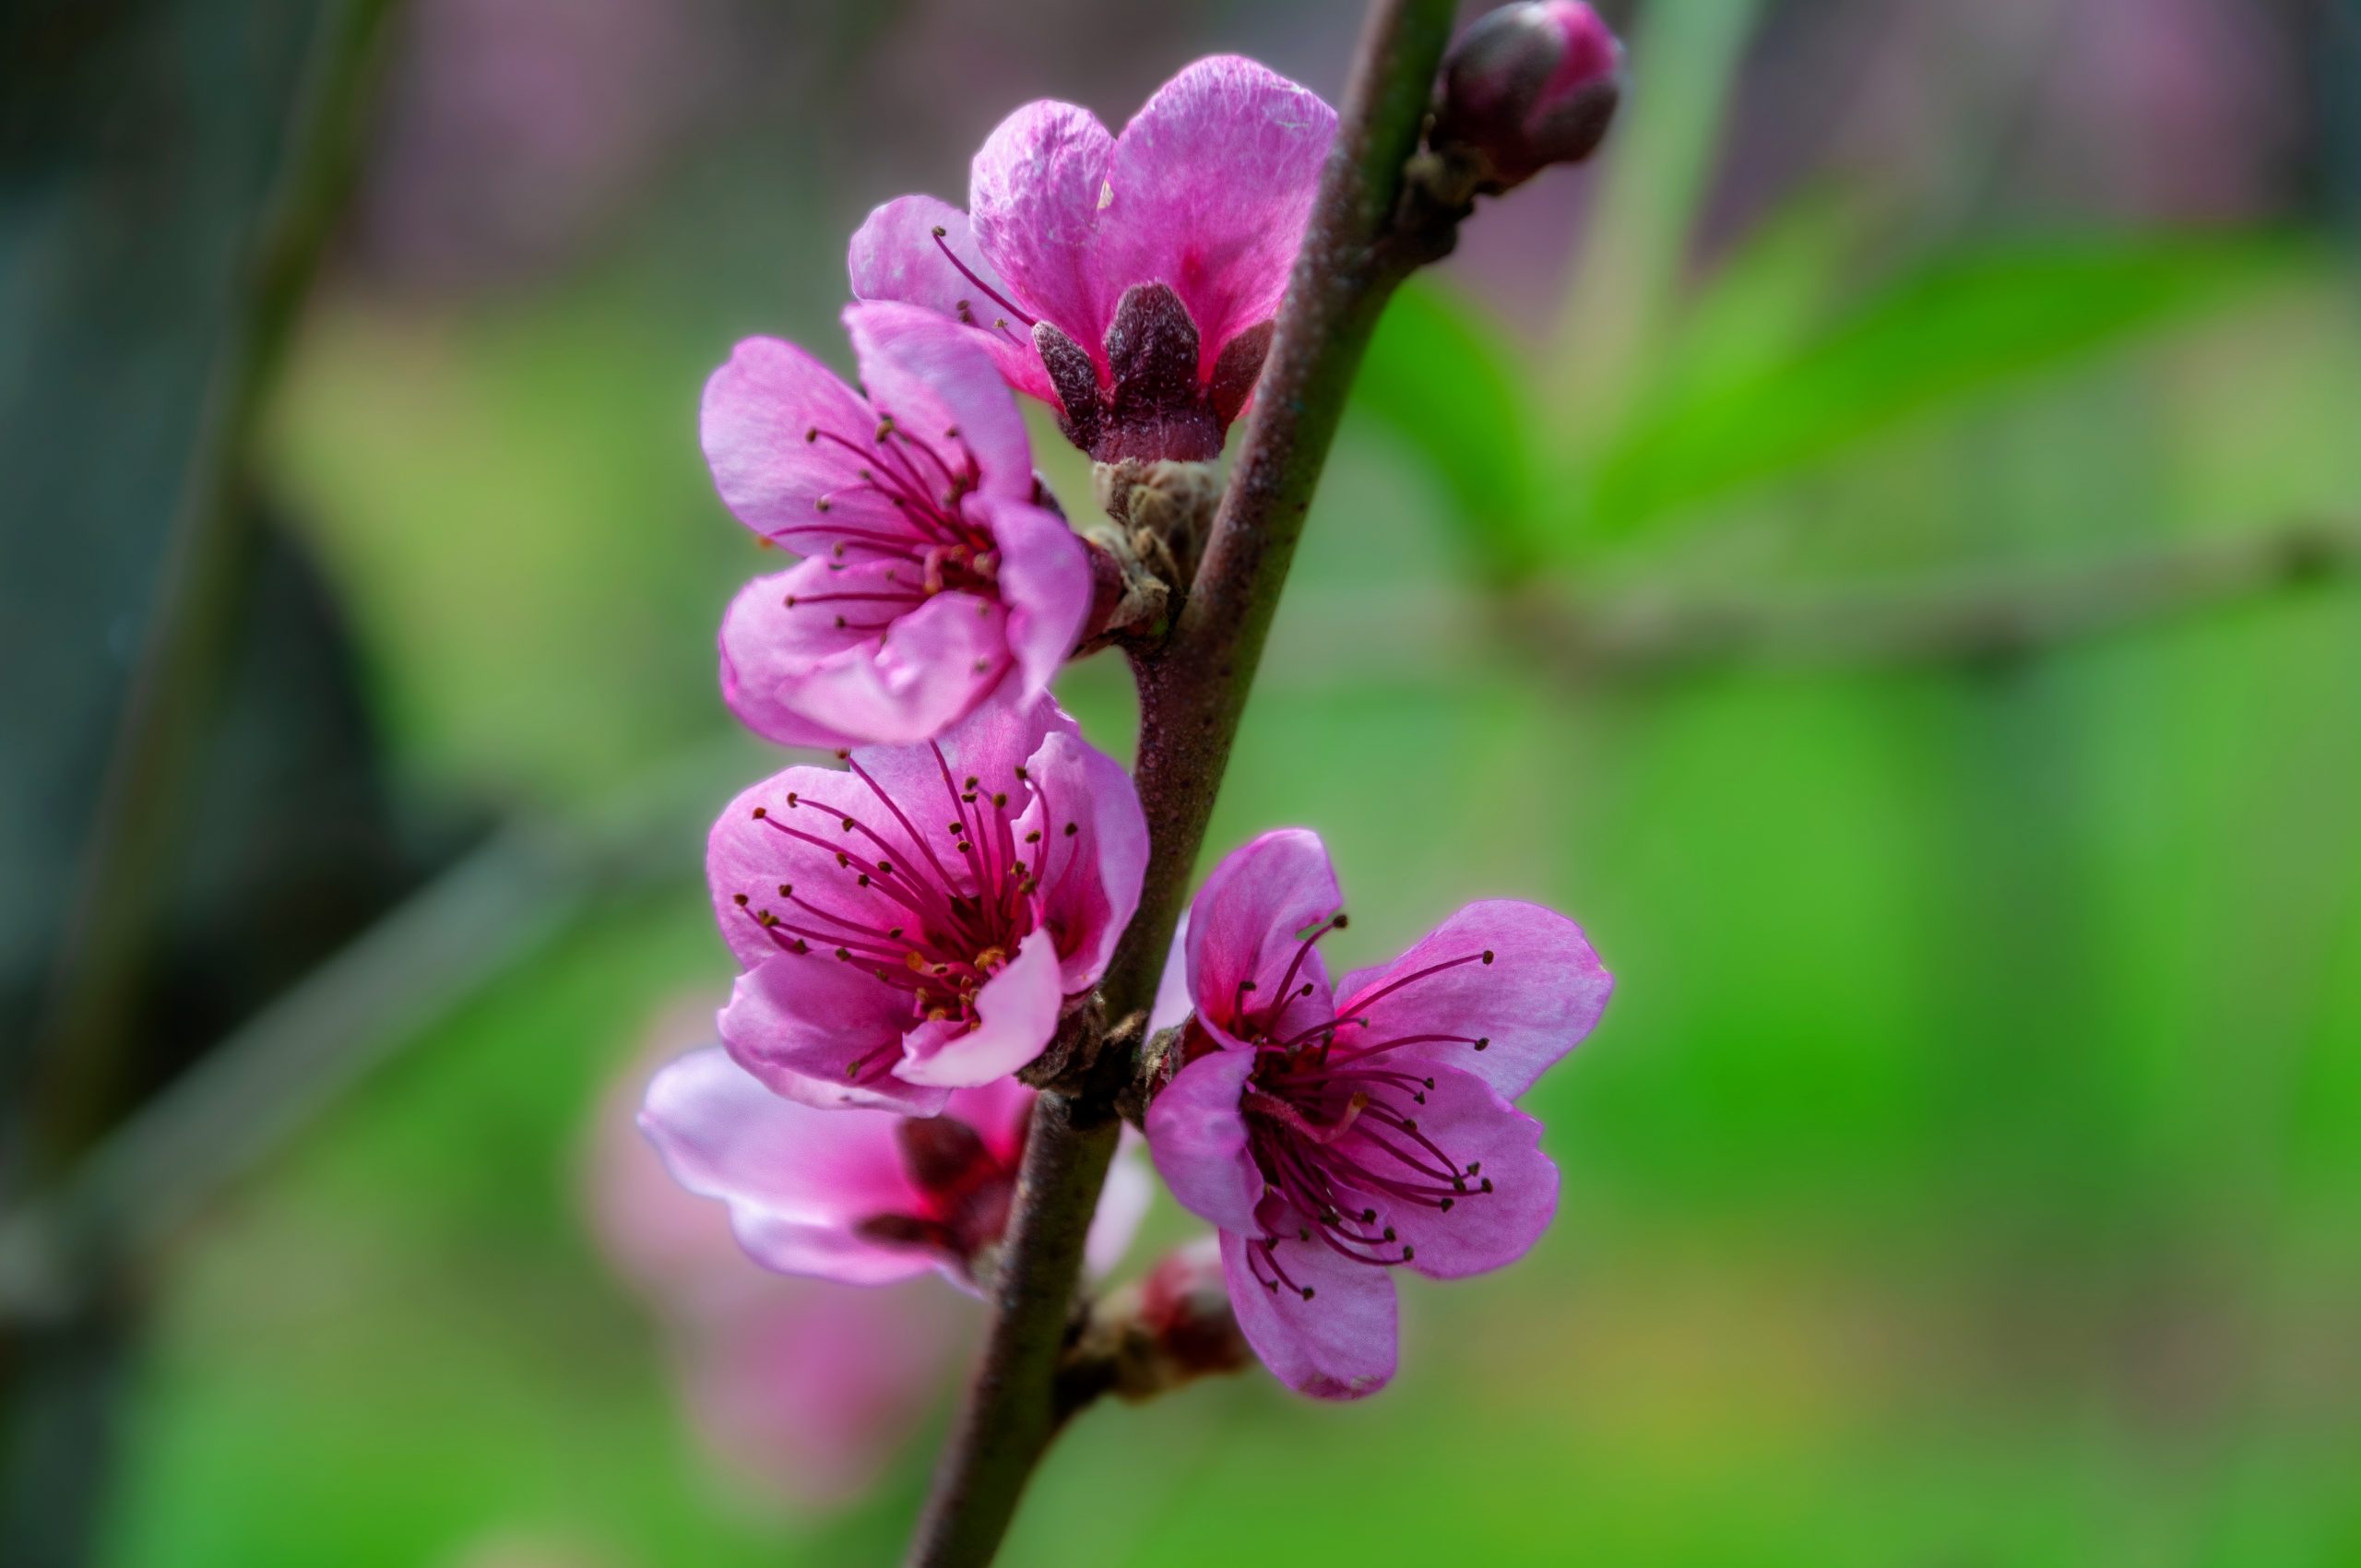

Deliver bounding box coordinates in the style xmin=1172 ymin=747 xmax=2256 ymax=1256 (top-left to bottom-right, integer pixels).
xmin=1584 ymin=233 xmax=2305 ymax=539
xmin=1348 ymin=277 xmax=1540 ymax=581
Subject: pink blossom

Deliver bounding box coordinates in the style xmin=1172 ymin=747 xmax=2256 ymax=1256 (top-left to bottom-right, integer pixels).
xmin=704 ymin=300 xmax=1091 ymax=749
xmin=638 ymin=1044 xmax=1151 ymax=1290
xmin=707 ymin=693 xmax=1147 ymax=1111
xmin=1144 ymin=828 xmax=1612 ymax=1398
xmin=848 ymin=57 xmax=1336 ymax=462
xmin=582 ymin=1012 xmax=967 ymax=1508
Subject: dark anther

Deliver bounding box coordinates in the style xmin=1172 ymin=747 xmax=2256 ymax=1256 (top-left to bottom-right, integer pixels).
xmin=731 ymin=893 xmax=749 ymax=906
xmin=1360 ymin=1208 xmax=1377 ymax=1224
xmin=1382 ymin=1227 xmax=1397 ymax=1242
xmin=751 ymin=806 xmax=767 ymax=819
xmin=1299 ymin=1287 xmax=1316 ymax=1301
xmin=1481 ymin=950 xmax=1496 ymax=964
xmin=1474 ymin=1037 xmax=1490 ymax=1051
xmin=1401 ymin=1245 xmax=1416 ymax=1261
xmin=1480 ymin=1178 xmax=1494 ymax=1194
xmin=1063 ymin=823 xmax=1078 ymax=837
xmin=1440 ymin=1198 xmax=1455 ymax=1212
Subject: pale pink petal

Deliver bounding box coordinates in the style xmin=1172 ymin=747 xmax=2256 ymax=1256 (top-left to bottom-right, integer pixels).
xmin=1220 ymin=1206 xmax=1397 ymax=1400
xmin=638 ymin=1047 xmax=937 ymax=1284
xmin=1098 ymin=57 xmax=1335 ymax=366
xmin=844 ymin=300 xmax=1033 ymax=500
xmin=1145 ymin=1048 xmax=1264 ymax=1236
xmin=1339 ymin=1063 xmax=1558 ymax=1281
xmin=969 ymin=100 xmax=1115 ymax=353
xmin=894 ymin=926 xmax=1063 ymax=1087
xmin=764 ymin=589 xmax=1012 ymax=748
xmin=718 ymin=958 xmax=947 ymax=1118
xmin=1015 ymin=726 xmax=1147 ymax=992
xmin=848 ymin=194 xmax=1055 ymax=403
xmin=1147 ymin=912 xmax=1192 ymax=1035
xmin=1085 ymin=1131 xmax=1153 ymax=1278
xmin=982 ymin=497 xmax=1091 ymax=702
xmin=717 ymin=563 xmax=902 ymax=750
xmin=702 ymin=336 xmax=919 ymax=546
xmin=850 ymin=681 xmax=1070 ymax=813
xmin=1333 ymin=899 xmax=1611 ymax=1100
xmin=1184 ymin=827 xmax=1343 ymax=1045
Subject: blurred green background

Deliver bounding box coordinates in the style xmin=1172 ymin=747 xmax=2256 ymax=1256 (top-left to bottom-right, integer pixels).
xmin=11 ymin=0 xmax=2361 ymax=1563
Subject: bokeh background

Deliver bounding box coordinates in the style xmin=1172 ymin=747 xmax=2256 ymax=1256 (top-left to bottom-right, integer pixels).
xmin=8 ymin=0 xmax=2361 ymax=1563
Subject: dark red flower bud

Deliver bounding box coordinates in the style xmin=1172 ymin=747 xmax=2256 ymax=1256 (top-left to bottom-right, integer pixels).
xmin=1138 ymin=1238 xmax=1251 ymax=1381
xmin=1435 ymin=2 xmax=1624 ymax=191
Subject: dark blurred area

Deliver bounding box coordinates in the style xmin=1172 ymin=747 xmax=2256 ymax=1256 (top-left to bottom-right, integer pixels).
xmin=5 ymin=1 xmax=2360 ymax=1564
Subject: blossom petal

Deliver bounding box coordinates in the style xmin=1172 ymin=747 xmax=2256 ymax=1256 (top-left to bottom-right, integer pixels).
xmin=1184 ymin=827 xmax=1343 ymax=1044
xmin=845 ymin=300 xmax=1034 ymax=502
xmin=983 ymin=497 xmax=1091 ymax=704
xmin=718 ymin=563 xmax=908 ymax=750
xmin=944 ymin=1075 xmax=1036 ymax=1168
xmin=718 ymin=958 xmax=947 ymax=1117
xmin=848 ymin=683 xmax=1072 ymax=820
xmin=970 ymin=100 xmax=1115 ymax=353
xmin=849 ymin=194 xmax=1058 ymax=404
xmin=638 ymin=1046 xmax=938 ymax=1284
xmin=706 ymin=764 xmax=932 ymax=971
xmin=1145 ymin=1048 xmax=1264 ymax=1236
xmin=702 ymin=336 xmax=917 ymax=545
xmin=894 ymin=926 xmax=1063 ymax=1087
xmin=1220 ymin=1207 xmax=1397 ymax=1400
xmin=1098 ymin=57 xmax=1335 ymax=368
xmin=1334 ymin=899 xmax=1611 ymax=1100
xmin=1343 ymin=1063 xmax=1558 ymax=1281
xmin=1086 ymin=1131 xmax=1154 ymax=1279
xmin=1147 ymin=911 xmax=1192 ymax=1035
xmin=1016 ymin=725 xmax=1146 ymax=993
xmin=727 ymin=585 xmax=1010 ymax=750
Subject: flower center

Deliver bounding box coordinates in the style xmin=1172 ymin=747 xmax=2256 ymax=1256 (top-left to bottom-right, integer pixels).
xmin=852 ymin=1110 xmax=1026 ymax=1265
xmin=730 ymin=744 xmax=1085 ymax=1086
xmin=1224 ymin=919 xmax=1501 ymax=1297
xmin=757 ymin=407 xmax=1003 ymax=616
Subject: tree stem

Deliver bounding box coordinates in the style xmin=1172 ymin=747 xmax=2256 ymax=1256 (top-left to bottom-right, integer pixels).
xmin=902 ymin=2 xmax=1459 ymax=1562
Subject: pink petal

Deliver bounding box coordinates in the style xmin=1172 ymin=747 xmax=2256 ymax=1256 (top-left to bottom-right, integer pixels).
xmin=1147 ymin=911 xmax=1192 ymax=1035
xmin=717 ymin=957 xmax=947 ymax=1118
xmin=1220 ymin=1206 xmax=1397 ymax=1400
xmin=717 ymin=563 xmax=901 ymax=750
xmin=844 ymin=300 xmax=1034 ymax=502
xmin=982 ymin=497 xmax=1091 ymax=703
xmin=1086 ymin=1131 xmax=1154 ymax=1278
xmin=1145 ymin=1048 xmax=1264 ymax=1236
xmin=638 ymin=1047 xmax=937 ymax=1284
xmin=1014 ymin=725 xmax=1147 ymax=993
xmin=1333 ymin=899 xmax=1612 ymax=1100
xmin=894 ymin=926 xmax=1063 ymax=1087
xmin=848 ymin=194 xmax=1055 ymax=403
xmin=746 ymin=588 xmax=1012 ymax=749
xmin=969 ymin=99 xmax=1115 ymax=354
xmin=1184 ymin=827 xmax=1343 ymax=1046
xmin=1098 ymin=57 xmax=1335 ymax=369
xmin=841 ymin=666 xmax=1073 ymax=815
xmin=706 ymin=764 xmax=931 ymax=972
xmin=1345 ymin=1063 xmax=1558 ymax=1281
xmin=701 ymin=336 xmax=918 ymax=547
xmin=943 ymin=1075 xmax=1036 ymax=1168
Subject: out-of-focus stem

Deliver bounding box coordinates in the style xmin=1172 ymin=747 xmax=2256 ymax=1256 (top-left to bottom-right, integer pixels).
xmin=902 ymin=3 xmax=1460 ymax=1563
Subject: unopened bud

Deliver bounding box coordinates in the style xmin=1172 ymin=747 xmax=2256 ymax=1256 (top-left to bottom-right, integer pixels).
xmin=1435 ymin=2 xmax=1623 ymax=191
xmin=1137 ymin=1236 xmax=1250 ymax=1381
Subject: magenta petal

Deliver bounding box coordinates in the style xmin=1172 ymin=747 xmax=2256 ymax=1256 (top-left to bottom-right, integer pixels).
xmin=1334 ymin=899 xmax=1612 ymax=1100
xmin=718 ymin=957 xmax=948 ymax=1117
xmin=984 ymin=498 xmax=1091 ymax=704
xmin=1220 ymin=1210 xmax=1397 ymax=1400
xmin=969 ymin=99 xmax=1115 ymax=351
xmin=1184 ymin=827 xmax=1343 ymax=1042
xmin=702 ymin=336 xmax=914 ymax=545
xmin=1016 ymin=725 xmax=1147 ymax=993
xmin=638 ymin=1047 xmax=937 ymax=1284
xmin=944 ymin=1075 xmax=1035 ymax=1168
xmin=717 ymin=564 xmax=900 ymax=750
xmin=844 ymin=300 xmax=1034 ymax=502
xmin=848 ymin=195 xmax=1056 ymax=403
xmin=845 ymin=683 xmax=1069 ymax=820
xmin=1098 ymin=57 xmax=1335 ymax=366
xmin=1145 ymin=1048 xmax=1264 ymax=1236
xmin=894 ymin=926 xmax=1062 ymax=1087
xmin=1358 ymin=1063 xmax=1558 ymax=1281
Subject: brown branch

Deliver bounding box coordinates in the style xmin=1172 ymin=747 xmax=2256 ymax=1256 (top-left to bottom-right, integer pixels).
xmin=902 ymin=4 xmax=1462 ymax=1563
xmin=1510 ymin=516 xmax=2361 ymax=679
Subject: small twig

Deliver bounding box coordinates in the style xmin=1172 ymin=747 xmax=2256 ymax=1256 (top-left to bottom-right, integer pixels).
xmin=902 ymin=4 xmax=1461 ymax=1563
xmin=1513 ymin=516 xmax=2361 ymax=678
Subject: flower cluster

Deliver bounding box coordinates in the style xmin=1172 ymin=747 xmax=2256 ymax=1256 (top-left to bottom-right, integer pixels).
xmin=644 ymin=22 xmax=1620 ymax=1420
